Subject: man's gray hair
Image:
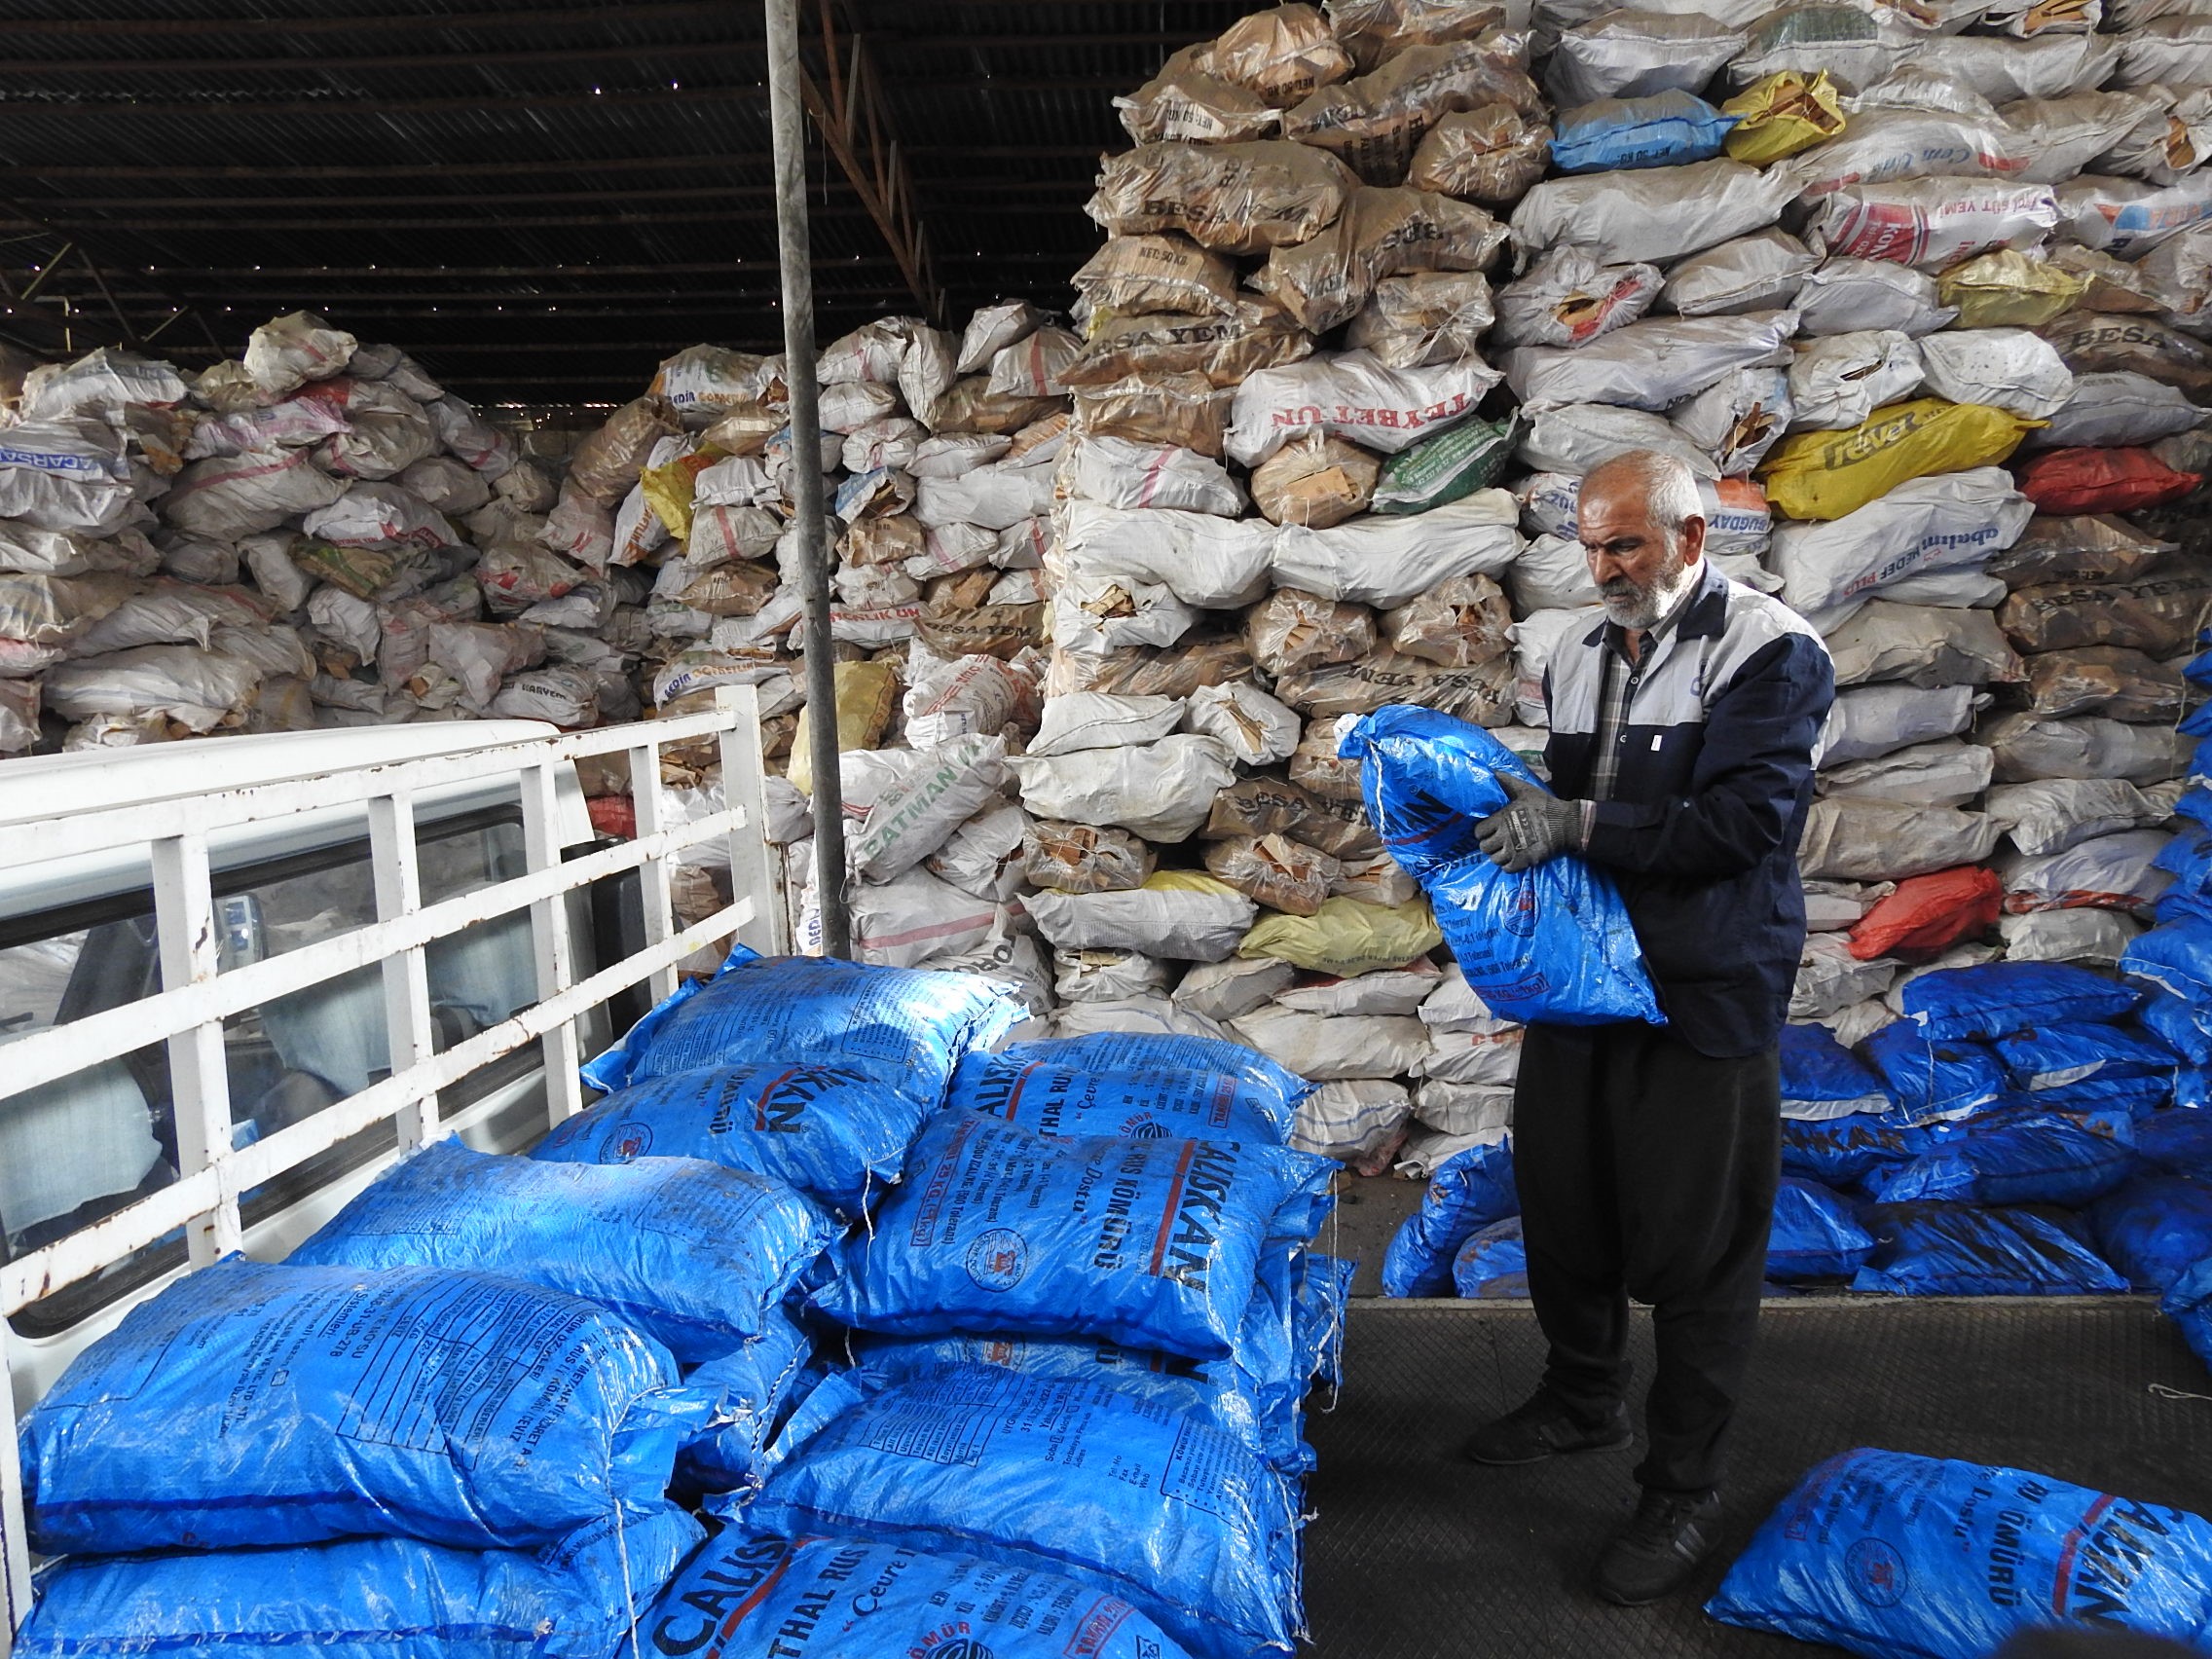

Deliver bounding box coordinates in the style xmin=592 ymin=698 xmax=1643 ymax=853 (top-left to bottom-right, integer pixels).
xmin=1582 ymin=449 xmax=1705 ymax=540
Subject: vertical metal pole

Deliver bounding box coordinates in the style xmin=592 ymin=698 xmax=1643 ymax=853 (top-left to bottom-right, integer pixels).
xmin=368 ymin=790 xmax=438 ymax=1149
xmin=522 ymin=762 xmax=584 ymax=1125
xmin=766 ymin=0 xmax=852 ymax=958
xmin=2 ymin=1320 xmax=30 ymax=1653
xmin=152 ymin=831 xmax=240 ymax=1266
xmin=628 ymin=739 xmax=682 ymax=1005
xmin=716 ymin=683 xmax=787 ymax=956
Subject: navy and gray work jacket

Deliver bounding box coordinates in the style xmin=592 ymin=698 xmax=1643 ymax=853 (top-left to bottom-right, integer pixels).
xmin=1542 ymin=560 xmax=1836 ymax=1058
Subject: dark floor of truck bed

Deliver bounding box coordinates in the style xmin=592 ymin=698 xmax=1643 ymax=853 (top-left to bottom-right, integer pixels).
xmin=1303 ymin=1297 xmax=2212 ymax=1658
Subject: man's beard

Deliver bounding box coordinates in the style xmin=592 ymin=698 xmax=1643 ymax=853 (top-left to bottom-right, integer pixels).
xmin=1600 ymin=553 xmax=1698 ymax=630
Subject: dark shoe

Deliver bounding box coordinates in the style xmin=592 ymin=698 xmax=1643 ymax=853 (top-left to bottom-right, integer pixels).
xmin=1595 ymin=1487 xmax=1723 ymax=1606
xmin=1462 ymin=1392 xmax=1632 ymax=1465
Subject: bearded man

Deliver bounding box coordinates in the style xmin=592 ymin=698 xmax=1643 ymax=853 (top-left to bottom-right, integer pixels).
xmin=1463 ymin=449 xmax=1835 ymax=1605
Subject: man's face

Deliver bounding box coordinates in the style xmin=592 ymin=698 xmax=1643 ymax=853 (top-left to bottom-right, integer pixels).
xmin=1579 ymin=486 xmax=1705 ymax=630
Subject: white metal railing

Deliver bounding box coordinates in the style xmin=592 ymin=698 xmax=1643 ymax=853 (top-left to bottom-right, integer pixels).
xmin=0 ymin=683 xmax=782 ymax=1645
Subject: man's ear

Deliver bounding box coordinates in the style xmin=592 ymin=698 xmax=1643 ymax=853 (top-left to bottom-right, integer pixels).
xmin=1679 ymin=514 xmax=1708 ymax=566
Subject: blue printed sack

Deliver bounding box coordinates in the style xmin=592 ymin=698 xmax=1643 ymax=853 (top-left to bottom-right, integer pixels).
xmin=533 ymin=1061 xmax=930 ymax=1215
xmin=289 ymin=1141 xmax=832 ymax=1362
xmin=580 ymin=945 xmax=1022 ymax=1099
xmin=813 ymin=1110 xmax=1335 ymax=1362
xmin=851 ymin=1326 xmax=1303 ymax=1474
xmin=13 ymin=1506 xmax=704 ymax=1659
xmin=1994 ymin=1021 xmax=2180 ymax=1090
xmin=732 ymin=1365 xmax=1303 ymax=1659
xmin=1868 ymin=1107 xmax=2140 ymax=1208
xmin=2088 ymin=1173 xmax=2212 ymax=1294
xmin=1451 ymin=1216 xmax=1529 ymax=1298
xmin=2164 ymin=1257 xmax=2212 ymax=1372
xmin=1780 ymin=1023 xmax=1890 ymax=1120
xmin=1343 ymin=708 xmax=1663 ymax=1026
xmin=677 ymin=1305 xmax=815 ymax=1495
xmin=1765 ymin=1177 xmax=1875 ymax=1280
xmin=2028 ymin=1070 xmax=2175 ymax=1118
xmin=1901 ymin=960 xmax=2143 ymax=1042
xmin=1292 ymin=1253 xmax=1357 ymax=1390
xmin=1781 ymin=1114 xmax=1934 ymax=1194
xmin=1708 ymin=1448 xmax=2212 ymax=1658
xmin=20 ymin=1259 xmax=685 ymax=1555
xmin=1381 ymin=1140 xmax=1519 ymax=1297
xmin=1853 ymin=1202 xmax=2128 ymax=1296
xmin=949 ymin=1034 xmax=1307 ymax=1144
xmin=1863 ymin=1024 xmax=2009 ymax=1124
xmin=2139 ymin=1106 xmax=2212 ymax=1181
xmin=1550 ymin=91 xmax=1738 ymax=172
xmin=636 ymin=1530 xmax=1202 ymax=1659
xmin=2124 ymin=917 xmax=2212 ymax=1010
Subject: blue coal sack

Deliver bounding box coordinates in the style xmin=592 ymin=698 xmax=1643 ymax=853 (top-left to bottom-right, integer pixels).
xmin=1852 ymin=1202 xmax=2128 ymax=1297
xmin=1867 ymin=1107 xmax=2140 ymax=1209
xmin=289 ymin=1140 xmax=832 ymax=1362
xmin=2088 ymin=1173 xmax=2212 ymax=1294
xmin=533 ymin=1060 xmax=930 ymax=1215
xmin=1900 ymin=961 xmax=2142 ymax=1043
xmin=949 ymin=1033 xmax=1307 ymax=1144
xmin=1381 ymin=1140 xmax=1519 ymax=1297
xmin=812 ymin=1110 xmax=1335 ymax=1362
xmin=731 ymin=1365 xmax=1303 ymax=1659
xmin=19 ymin=1259 xmax=685 ymax=1555
xmin=13 ymin=1505 xmax=704 ymax=1659
xmin=1764 ymin=1177 xmax=1875 ymax=1280
xmin=637 ymin=1530 xmax=1203 ymax=1659
xmin=1780 ymin=1024 xmax=1891 ymax=1120
xmin=1342 ymin=708 xmax=1663 ymax=1027
xmin=1708 ymin=1448 xmax=2212 ymax=1658
xmin=581 ymin=945 xmax=1022 ymax=1100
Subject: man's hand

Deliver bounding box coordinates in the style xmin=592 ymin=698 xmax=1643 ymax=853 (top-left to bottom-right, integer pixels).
xmin=1475 ymin=773 xmax=1582 ymax=872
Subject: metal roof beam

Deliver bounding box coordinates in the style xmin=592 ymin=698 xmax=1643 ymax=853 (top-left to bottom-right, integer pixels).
xmin=18 ymin=155 xmax=766 ymax=180
xmin=0 ymin=85 xmax=768 ymax=118
xmin=6 ymin=209 xmax=873 ymax=230
xmin=2 ymin=3 xmax=733 ymax=36
xmin=2 ymin=41 xmax=767 ymax=76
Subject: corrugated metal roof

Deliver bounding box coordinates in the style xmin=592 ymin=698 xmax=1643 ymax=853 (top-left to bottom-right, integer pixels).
xmin=0 ymin=0 xmax=1252 ymax=403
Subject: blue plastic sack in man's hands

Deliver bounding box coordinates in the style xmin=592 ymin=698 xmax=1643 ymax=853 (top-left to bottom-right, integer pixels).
xmin=1708 ymin=1448 xmax=2212 ymax=1658
xmin=1381 ymin=1139 xmax=1519 ymax=1297
xmin=1900 ymin=960 xmax=2143 ymax=1043
xmin=812 ymin=1110 xmax=1336 ymax=1362
xmin=13 ymin=1505 xmax=704 ymax=1659
xmin=949 ymin=1034 xmax=1307 ymax=1144
xmin=580 ymin=944 xmax=1023 ymax=1099
xmin=289 ymin=1141 xmax=833 ymax=1362
xmin=636 ymin=1530 xmax=1203 ymax=1659
xmin=1852 ymin=1202 xmax=2128 ymax=1296
xmin=532 ymin=1060 xmax=930 ymax=1215
xmin=20 ymin=1259 xmax=686 ymax=1555
xmin=732 ymin=1365 xmax=1304 ymax=1659
xmin=1343 ymin=708 xmax=1663 ymax=1027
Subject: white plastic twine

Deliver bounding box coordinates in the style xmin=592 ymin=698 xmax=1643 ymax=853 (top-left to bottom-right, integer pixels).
xmin=2151 ymin=1382 xmax=2212 ymax=1404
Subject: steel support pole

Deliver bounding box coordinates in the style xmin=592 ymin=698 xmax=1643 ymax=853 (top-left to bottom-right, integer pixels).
xmin=764 ymin=0 xmax=851 ymax=958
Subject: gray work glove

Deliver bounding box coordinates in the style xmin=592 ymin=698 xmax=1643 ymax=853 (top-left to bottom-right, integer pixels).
xmin=1475 ymin=773 xmax=1582 ymax=872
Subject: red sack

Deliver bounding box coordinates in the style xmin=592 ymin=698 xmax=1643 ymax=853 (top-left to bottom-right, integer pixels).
xmin=586 ymin=793 xmax=637 ymax=839
xmin=1848 ymin=866 xmax=2003 ymax=962
xmin=2015 ymin=447 xmax=2201 ymax=515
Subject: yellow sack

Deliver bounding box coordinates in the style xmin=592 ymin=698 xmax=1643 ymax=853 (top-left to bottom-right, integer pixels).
xmin=1722 ymin=71 xmax=1845 ymax=166
xmin=1937 ymin=250 xmax=2086 ymax=330
xmin=639 ymin=445 xmax=727 ymax=545
xmin=789 ymin=658 xmax=900 ymax=794
xmin=1759 ymin=399 xmax=2040 ymax=522
xmin=1237 ymin=895 xmax=1442 ymax=977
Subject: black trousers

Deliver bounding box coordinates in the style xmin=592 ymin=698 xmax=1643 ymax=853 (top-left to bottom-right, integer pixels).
xmin=1511 ymin=1019 xmax=1781 ymax=1496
